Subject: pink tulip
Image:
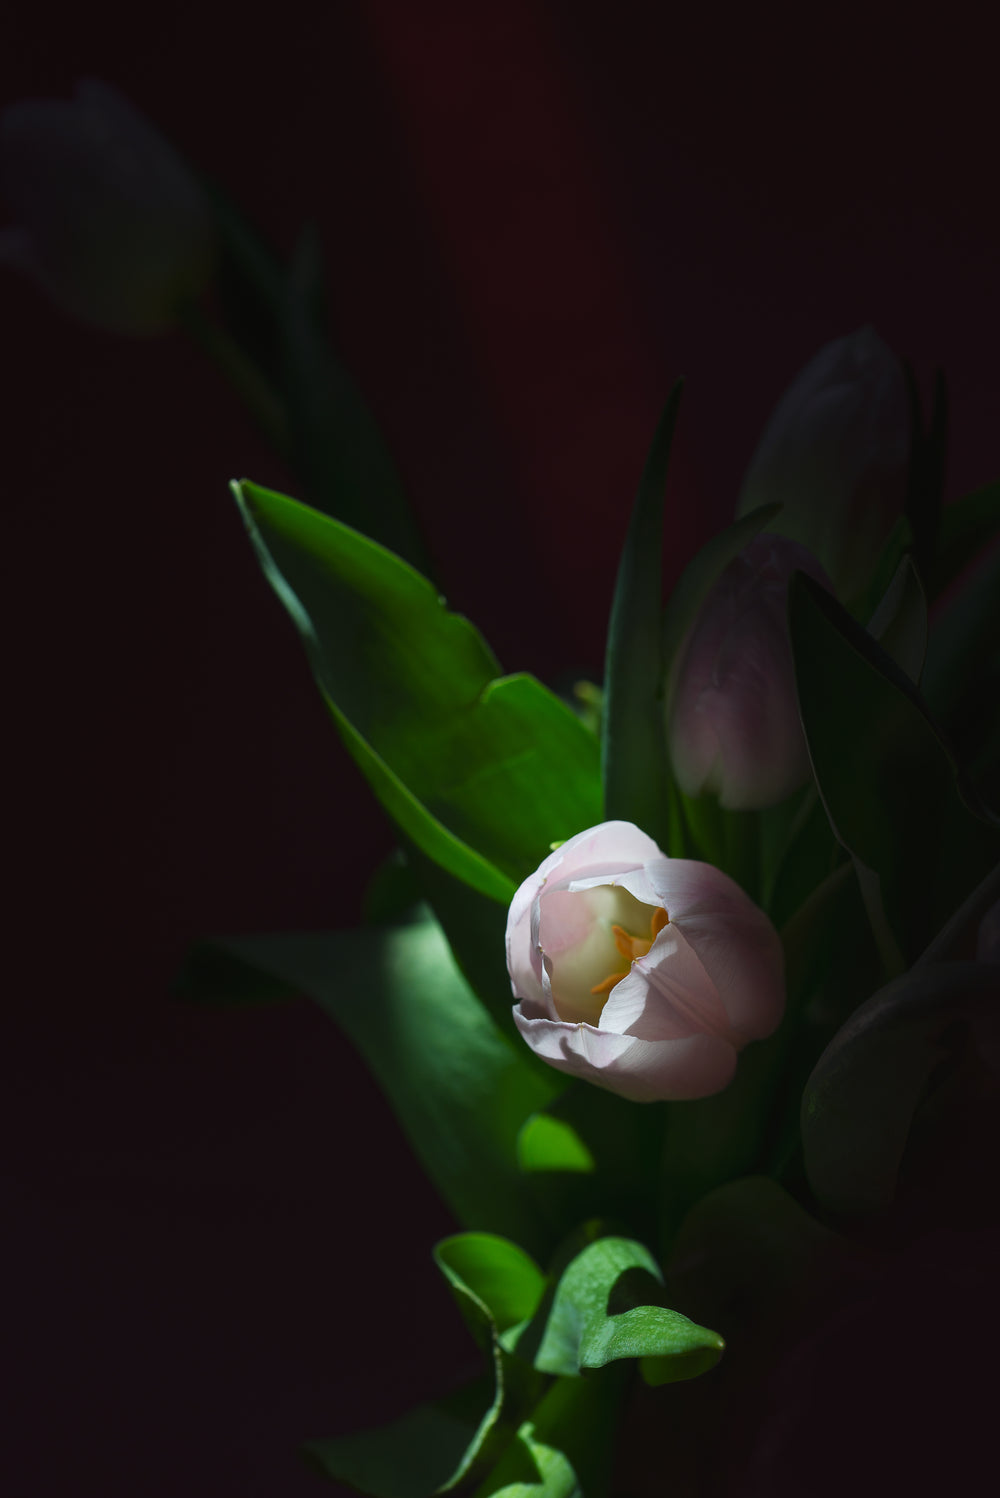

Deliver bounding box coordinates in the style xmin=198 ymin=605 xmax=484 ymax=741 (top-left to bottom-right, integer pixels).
xmin=0 ymin=80 xmax=217 ymax=333
xmin=506 ymin=822 xmax=784 ymax=1102
xmin=666 ymin=534 xmax=830 ymax=810
xmin=737 ymin=327 xmax=909 ymax=600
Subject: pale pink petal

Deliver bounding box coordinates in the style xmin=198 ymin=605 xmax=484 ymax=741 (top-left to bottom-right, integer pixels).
xmin=677 ymin=910 xmax=785 ymax=1039
xmin=513 ymin=1009 xmax=738 ymax=1101
xmin=643 ymin=857 xmax=750 ymax=923
xmin=552 ymin=821 xmax=662 ymax=880
xmin=601 ymin=924 xmax=732 ymax=1040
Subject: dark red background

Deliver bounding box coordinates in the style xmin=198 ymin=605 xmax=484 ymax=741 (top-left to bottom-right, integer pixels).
xmin=3 ymin=3 xmax=997 ymax=1494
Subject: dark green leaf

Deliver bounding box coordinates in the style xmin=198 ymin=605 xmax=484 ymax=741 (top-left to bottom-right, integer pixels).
xmin=182 ymin=910 xmax=561 ymax=1247
xmin=601 ymin=383 xmax=682 ymax=843
xmin=306 ymin=1378 xmax=497 ymax=1498
xmin=511 ymin=1233 xmax=723 ymax=1384
xmin=788 ymin=571 xmax=1000 ymax=963
xmin=866 ymin=552 xmax=928 ymax=683
xmin=234 ymin=480 xmax=602 ymax=898
xmin=926 ymin=479 xmax=1000 ymax=598
xmin=922 ymin=541 xmax=1000 ymax=790
xmin=802 ymin=961 xmax=1000 ymax=1217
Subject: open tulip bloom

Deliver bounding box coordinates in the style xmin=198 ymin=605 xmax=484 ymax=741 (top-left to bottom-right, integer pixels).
xmin=9 ymin=92 xmax=998 ymax=1492
xmin=507 ymin=821 xmax=785 ymax=1101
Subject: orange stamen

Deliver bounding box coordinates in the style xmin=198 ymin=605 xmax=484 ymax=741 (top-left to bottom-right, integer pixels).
xmin=590 ymin=906 xmax=669 ymax=997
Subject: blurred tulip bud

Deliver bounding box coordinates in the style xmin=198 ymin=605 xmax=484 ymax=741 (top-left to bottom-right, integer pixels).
xmin=666 ymin=534 xmax=830 ymax=810
xmin=506 ymin=821 xmax=784 ymax=1102
xmin=737 ymin=327 xmax=909 ymax=598
xmin=0 ymin=80 xmax=217 ymax=333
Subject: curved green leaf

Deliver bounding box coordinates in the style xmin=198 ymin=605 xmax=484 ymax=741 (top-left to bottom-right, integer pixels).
xmin=235 ymin=480 xmax=601 ymax=895
xmin=513 ymin=1234 xmax=723 ymax=1385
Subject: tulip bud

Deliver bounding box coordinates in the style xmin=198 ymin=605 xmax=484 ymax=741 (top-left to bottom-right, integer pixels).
xmin=666 ymin=534 xmax=829 ymax=810
xmin=506 ymin=821 xmax=784 ymax=1102
xmin=737 ymin=328 xmax=909 ymax=599
xmin=0 ymin=80 xmax=217 ymax=333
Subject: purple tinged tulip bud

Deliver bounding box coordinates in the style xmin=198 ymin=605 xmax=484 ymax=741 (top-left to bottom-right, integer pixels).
xmin=506 ymin=821 xmax=784 ymax=1102
xmin=737 ymin=328 xmax=909 ymax=599
xmin=0 ymin=80 xmax=217 ymax=334
xmin=666 ymin=534 xmax=830 ymax=811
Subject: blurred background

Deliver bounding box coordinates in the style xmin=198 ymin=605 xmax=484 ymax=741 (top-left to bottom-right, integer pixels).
xmin=2 ymin=2 xmax=996 ymax=1493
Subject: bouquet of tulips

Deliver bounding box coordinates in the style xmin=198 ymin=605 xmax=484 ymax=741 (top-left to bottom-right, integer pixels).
xmin=5 ymin=82 xmax=998 ymax=1498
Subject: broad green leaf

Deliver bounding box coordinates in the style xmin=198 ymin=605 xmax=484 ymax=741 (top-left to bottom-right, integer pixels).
xmin=601 ymin=383 xmax=682 ymax=844
xmin=180 ymin=910 xmax=560 ymax=1247
xmin=235 ymin=480 xmax=601 ymax=896
xmin=512 ymin=1233 xmax=723 ymax=1385
xmin=925 ymin=479 xmax=1000 ymax=598
xmin=802 ymin=961 xmax=1000 ymax=1217
xmin=473 ymin=1369 xmax=625 ymax=1498
xmin=866 ymin=552 xmax=928 ymax=683
xmin=788 ymin=571 xmax=1000 ymax=963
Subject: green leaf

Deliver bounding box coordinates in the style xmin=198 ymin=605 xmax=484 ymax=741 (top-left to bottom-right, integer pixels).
xmin=601 ymin=382 xmax=682 ymax=843
xmin=306 ymin=1378 xmax=499 ymax=1498
xmin=801 ymin=961 xmax=1000 ymax=1217
xmin=472 ymin=1368 xmax=626 ymax=1498
xmin=512 ymin=1232 xmax=723 ymax=1385
xmin=788 ymin=571 xmax=1000 ymax=963
xmin=234 ymin=480 xmax=602 ymax=897
xmin=435 ymin=1234 xmax=549 ymax=1346
xmin=921 ymin=541 xmax=1000 ymax=791
xmin=517 ymin=1116 xmax=596 ymax=1177
xmin=181 ymin=910 xmax=561 ymax=1247
xmin=926 ymin=479 xmax=1000 ymax=598
xmin=866 ymin=552 xmax=928 ymax=683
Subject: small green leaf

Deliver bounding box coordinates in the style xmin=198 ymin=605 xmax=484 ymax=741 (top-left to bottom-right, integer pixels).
xmin=435 ymin=1234 xmax=548 ymax=1344
xmin=802 ymin=961 xmax=1000 ymax=1217
xmin=514 ymin=1233 xmax=723 ymax=1384
xmin=788 ymin=571 xmax=1000 ymax=963
xmin=601 ymin=382 xmax=682 ymax=843
xmin=517 ymin=1116 xmax=596 ymax=1177
xmin=234 ymin=480 xmax=601 ymax=895
xmin=180 ymin=910 xmax=560 ymax=1247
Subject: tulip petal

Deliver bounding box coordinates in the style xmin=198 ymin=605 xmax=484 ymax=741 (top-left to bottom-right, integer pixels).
xmin=601 ymin=925 xmax=732 ymax=1041
xmin=512 ymin=1010 xmax=738 ymax=1102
